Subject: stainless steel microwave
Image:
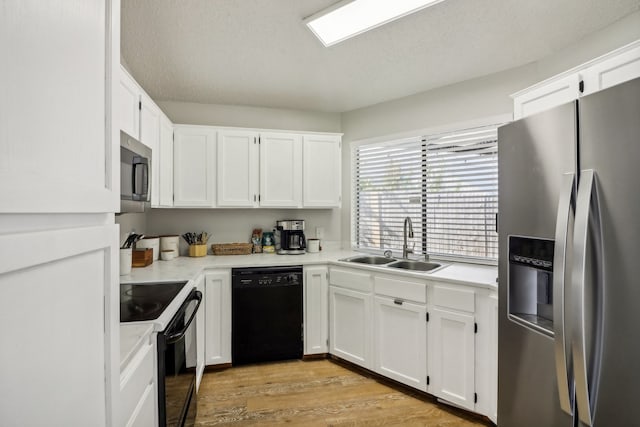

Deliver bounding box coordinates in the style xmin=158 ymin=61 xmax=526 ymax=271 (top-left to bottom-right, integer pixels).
xmin=120 ymin=131 xmax=151 ymax=213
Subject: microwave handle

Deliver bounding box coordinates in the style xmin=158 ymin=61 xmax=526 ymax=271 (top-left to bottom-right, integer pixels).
xmin=132 ymin=161 xmax=149 ymax=198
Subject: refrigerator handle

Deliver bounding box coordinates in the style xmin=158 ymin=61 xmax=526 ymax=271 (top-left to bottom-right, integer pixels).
xmin=572 ymin=169 xmax=603 ymax=427
xmin=553 ymin=172 xmax=575 ymax=416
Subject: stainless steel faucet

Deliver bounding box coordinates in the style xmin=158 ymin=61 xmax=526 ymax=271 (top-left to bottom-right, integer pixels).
xmin=402 ymin=216 xmax=414 ymax=259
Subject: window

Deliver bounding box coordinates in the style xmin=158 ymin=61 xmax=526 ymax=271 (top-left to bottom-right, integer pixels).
xmin=353 ymin=126 xmax=498 ymax=262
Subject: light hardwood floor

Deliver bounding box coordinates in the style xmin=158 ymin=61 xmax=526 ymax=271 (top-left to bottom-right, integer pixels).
xmin=196 ymin=359 xmax=492 ymax=426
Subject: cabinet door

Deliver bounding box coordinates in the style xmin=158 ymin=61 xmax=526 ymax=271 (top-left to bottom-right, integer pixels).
xmin=217 ymin=130 xmax=259 ymax=207
xmin=158 ymin=114 xmax=174 ymax=207
xmin=513 ymin=74 xmax=581 ymax=120
xmin=194 ymin=274 xmax=206 ymax=390
xmin=374 ymin=296 xmax=427 ymax=391
xmin=329 ymin=286 xmax=372 ymax=369
xmin=303 ymin=135 xmax=342 ymax=207
xmin=582 ymin=44 xmax=640 ymax=95
xmin=119 ymin=67 xmax=140 ymax=140
xmin=205 ymin=270 xmax=232 ymax=365
xmin=488 ymin=293 xmax=498 ymax=424
xmin=304 ymin=266 xmax=329 ymax=355
xmin=259 ymin=132 xmax=302 ymax=208
xmin=0 ymin=1 xmax=119 ymax=213
xmin=0 ymin=225 xmax=118 ymax=426
xmin=174 ymin=126 xmax=216 ymax=207
xmin=140 ymin=93 xmax=161 ymax=206
xmin=429 ymin=307 xmax=476 ymax=410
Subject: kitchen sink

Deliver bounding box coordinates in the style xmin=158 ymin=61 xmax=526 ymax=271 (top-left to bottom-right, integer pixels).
xmin=386 ymin=260 xmax=443 ymax=272
xmin=341 ymin=255 xmax=396 ymax=265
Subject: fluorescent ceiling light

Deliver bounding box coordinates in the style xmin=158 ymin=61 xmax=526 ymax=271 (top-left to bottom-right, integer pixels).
xmin=305 ymin=0 xmax=444 ymax=47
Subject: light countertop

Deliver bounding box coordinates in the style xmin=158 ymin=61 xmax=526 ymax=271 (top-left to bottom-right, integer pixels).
xmin=120 ymin=249 xmax=498 ymax=290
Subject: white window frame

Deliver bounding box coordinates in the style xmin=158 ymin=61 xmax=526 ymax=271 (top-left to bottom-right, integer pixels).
xmin=351 ymin=119 xmax=505 ymax=265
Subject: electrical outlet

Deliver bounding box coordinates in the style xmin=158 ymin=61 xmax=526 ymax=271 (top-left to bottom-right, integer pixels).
xmin=315 ymin=226 xmax=324 ymax=239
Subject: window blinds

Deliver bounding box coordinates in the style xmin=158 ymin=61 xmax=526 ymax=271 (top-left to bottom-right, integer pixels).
xmin=353 ymin=126 xmax=498 ymax=262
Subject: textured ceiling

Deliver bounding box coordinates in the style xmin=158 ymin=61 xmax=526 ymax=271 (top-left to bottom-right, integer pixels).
xmin=121 ymin=0 xmax=640 ymax=113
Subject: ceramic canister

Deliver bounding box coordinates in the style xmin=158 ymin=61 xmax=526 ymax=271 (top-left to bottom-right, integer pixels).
xmin=136 ymin=236 xmax=160 ymax=260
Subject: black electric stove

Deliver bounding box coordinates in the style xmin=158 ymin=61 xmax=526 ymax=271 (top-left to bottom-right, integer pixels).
xmin=120 ymin=281 xmax=188 ymax=322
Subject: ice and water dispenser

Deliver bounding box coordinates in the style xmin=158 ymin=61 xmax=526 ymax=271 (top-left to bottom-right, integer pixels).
xmin=508 ymin=236 xmax=555 ymax=336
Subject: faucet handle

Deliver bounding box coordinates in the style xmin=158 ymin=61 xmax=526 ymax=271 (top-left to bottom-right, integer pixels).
xmin=383 ymin=250 xmax=393 ymax=258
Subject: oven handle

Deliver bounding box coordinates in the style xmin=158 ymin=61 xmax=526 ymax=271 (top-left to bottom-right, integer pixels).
xmin=166 ymin=290 xmax=202 ymax=344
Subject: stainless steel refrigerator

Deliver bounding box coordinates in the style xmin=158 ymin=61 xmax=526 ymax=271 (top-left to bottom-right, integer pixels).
xmin=497 ymin=76 xmax=640 ymax=427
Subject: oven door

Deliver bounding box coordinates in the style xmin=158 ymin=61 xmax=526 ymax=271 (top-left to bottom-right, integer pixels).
xmin=157 ymin=289 xmax=202 ymax=427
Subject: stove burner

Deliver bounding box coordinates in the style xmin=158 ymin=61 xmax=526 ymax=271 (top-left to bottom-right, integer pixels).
xmin=120 ymin=281 xmax=187 ymax=322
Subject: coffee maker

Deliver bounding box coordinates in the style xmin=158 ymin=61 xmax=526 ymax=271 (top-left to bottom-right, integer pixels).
xmin=276 ymin=220 xmax=306 ymax=255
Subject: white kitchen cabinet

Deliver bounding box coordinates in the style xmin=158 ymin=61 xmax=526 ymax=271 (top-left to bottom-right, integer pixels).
xmin=205 ymin=270 xmax=232 ymax=365
xmin=512 ymin=40 xmax=640 ymax=119
xmin=173 ymin=126 xmax=217 ymax=207
xmin=374 ymin=296 xmax=427 ymax=391
xmin=488 ymin=292 xmax=498 ymax=423
xmin=513 ymin=73 xmax=582 ymax=120
xmin=329 ymin=285 xmax=372 ymax=369
xmin=158 ymin=113 xmax=174 ymax=207
xmin=195 ymin=274 xmax=206 ymax=390
xmin=260 ymin=132 xmax=303 ymax=208
xmin=120 ymin=67 xmax=141 ymax=141
xmin=428 ymin=284 xmax=476 ymax=411
xmin=120 ymin=329 xmax=156 ymax=427
xmin=303 ymin=135 xmax=342 ymax=208
xmin=582 ymin=42 xmax=640 ymax=95
xmin=0 ymin=225 xmax=119 ymax=426
xmin=304 ymin=265 xmax=329 ymax=355
xmin=0 ymin=1 xmax=119 ymax=214
xmin=216 ymin=130 xmax=260 ymax=207
xmin=140 ymin=92 xmax=162 ymax=207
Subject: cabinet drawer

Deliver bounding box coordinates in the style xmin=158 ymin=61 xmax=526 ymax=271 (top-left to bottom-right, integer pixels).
xmin=329 ymin=267 xmax=372 ymax=293
xmin=127 ymin=383 xmax=155 ymax=427
xmin=433 ymin=284 xmax=475 ymax=313
xmin=374 ymin=275 xmax=427 ymax=304
xmin=120 ymin=342 xmax=155 ymax=425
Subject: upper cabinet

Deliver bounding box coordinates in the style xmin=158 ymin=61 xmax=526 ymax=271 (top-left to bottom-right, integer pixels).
xmin=173 ymin=126 xmax=217 ymax=207
xmin=0 ymin=1 xmax=119 ymax=214
xmin=117 ymin=66 xmax=173 ymax=208
xmin=213 ymin=128 xmax=341 ymax=209
xmin=158 ymin=113 xmax=174 ymax=208
xmin=303 ymin=135 xmax=341 ymax=208
xmin=217 ymin=130 xmax=259 ymax=207
xmin=513 ymin=40 xmax=640 ymax=119
xmin=260 ymin=132 xmax=303 ymax=208
xmin=119 ymin=69 xmax=140 ymax=141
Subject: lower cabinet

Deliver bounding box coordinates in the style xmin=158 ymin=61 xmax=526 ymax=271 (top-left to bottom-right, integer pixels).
xmin=304 ymin=265 xmax=329 ymax=355
xmin=374 ymin=296 xmax=427 ymax=391
xmin=204 ymin=270 xmax=232 ymax=365
xmin=329 ymin=285 xmax=372 ymax=369
xmin=428 ymin=283 xmax=477 ymax=411
xmin=120 ymin=332 xmax=156 ymax=427
xmin=195 ymin=273 xmax=206 ymax=390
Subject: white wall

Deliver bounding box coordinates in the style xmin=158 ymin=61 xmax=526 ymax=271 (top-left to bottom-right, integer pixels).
xmin=339 ymin=10 xmax=640 ymax=247
xmin=158 ymin=100 xmax=341 ymax=133
xmin=146 ymin=208 xmax=340 ymax=256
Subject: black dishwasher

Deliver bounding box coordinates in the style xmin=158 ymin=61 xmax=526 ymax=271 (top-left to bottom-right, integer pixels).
xmin=232 ymin=266 xmax=303 ymax=365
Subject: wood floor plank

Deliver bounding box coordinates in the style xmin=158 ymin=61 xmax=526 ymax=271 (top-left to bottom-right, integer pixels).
xmin=195 ymin=359 xmax=492 ymax=426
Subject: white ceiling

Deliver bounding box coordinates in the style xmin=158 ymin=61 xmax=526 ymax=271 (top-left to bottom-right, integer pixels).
xmin=121 ymin=0 xmax=640 ymax=113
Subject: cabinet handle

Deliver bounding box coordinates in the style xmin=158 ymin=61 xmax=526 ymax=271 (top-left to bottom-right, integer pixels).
xmin=393 ymin=298 xmax=403 ymax=305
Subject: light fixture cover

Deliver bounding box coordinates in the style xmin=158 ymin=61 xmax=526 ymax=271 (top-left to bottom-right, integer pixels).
xmin=305 ymin=0 xmax=444 ymax=47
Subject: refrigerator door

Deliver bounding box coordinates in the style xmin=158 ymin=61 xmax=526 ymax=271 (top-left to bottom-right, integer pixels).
xmin=498 ymin=102 xmax=577 ymax=427
xmin=577 ymin=76 xmax=640 ymax=426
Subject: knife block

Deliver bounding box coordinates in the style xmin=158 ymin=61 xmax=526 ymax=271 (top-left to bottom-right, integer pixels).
xmin=132 ymin=248 xmax=153 ymax=267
